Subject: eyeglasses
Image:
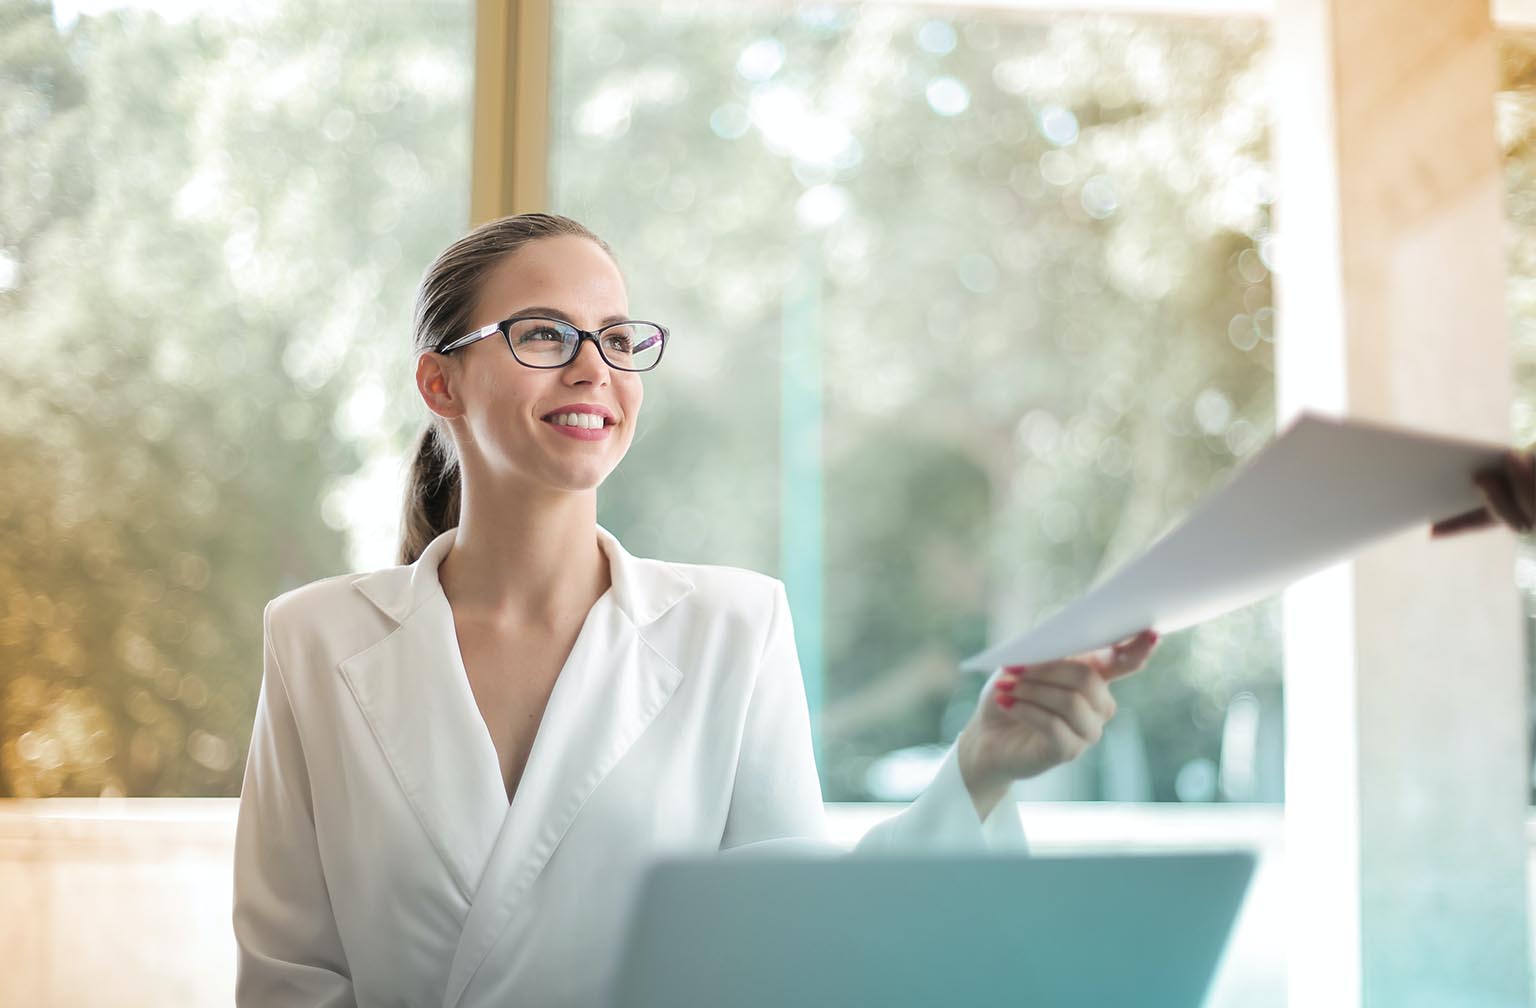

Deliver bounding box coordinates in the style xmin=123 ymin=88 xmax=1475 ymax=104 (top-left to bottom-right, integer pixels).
xmin=434 ymin=315 xmax=668 ymax=372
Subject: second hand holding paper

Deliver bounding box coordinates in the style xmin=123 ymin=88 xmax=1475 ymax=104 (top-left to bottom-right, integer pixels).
xmin=961 ymin=413 xmax=1507 ymax=672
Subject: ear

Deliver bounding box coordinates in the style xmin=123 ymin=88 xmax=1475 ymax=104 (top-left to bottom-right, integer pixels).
xmin=415 ymin=351 xmax=465 ymax=421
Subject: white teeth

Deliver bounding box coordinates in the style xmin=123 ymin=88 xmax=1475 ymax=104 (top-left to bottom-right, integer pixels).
xmin=549 ymin=413 xmax=606 ymax=429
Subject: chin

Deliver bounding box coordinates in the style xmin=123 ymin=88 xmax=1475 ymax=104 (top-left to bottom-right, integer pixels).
xmin=556 ymin=462 xmax=619 ymax=492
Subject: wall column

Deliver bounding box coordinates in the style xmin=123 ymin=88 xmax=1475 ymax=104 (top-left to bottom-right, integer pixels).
xmin=1272 ymin=1 xmax=1530 ymax=1004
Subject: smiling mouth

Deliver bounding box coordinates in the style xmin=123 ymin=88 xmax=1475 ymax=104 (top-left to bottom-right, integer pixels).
xmin=541 ymin=413 xmax=615 ymax=430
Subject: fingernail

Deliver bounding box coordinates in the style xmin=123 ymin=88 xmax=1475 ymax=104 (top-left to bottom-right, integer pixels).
xmin=997 ymin=694 xmax=1016 ymax=709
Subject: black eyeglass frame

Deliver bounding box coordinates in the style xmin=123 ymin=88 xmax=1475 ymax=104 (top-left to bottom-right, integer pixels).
xmin=433 ymin=315 xmax=669 ymax=372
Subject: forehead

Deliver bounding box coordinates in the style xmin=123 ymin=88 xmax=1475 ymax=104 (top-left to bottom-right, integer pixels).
xmin=473 ymin=234 xmax=628 ymax=327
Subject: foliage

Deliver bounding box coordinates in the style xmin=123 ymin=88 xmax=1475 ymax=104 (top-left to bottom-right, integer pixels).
xmin=0 ymin=0 xmax=1362 ymax=802
xmin=557 ymin=4 xmax=1278 ymax=799
xmin=0 ymin=0 xmax=470 ymax=795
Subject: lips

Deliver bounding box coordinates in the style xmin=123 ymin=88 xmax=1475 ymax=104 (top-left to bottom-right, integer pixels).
xmin=542 ymin=417 xmax=612 ymax=442
xmin=541 ymin=405 xmax=616 ymax=424
xmin=542 ymin=413 xmax=614 ymax=430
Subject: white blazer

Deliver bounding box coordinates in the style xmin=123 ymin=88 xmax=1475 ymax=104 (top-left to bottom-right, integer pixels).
xmin=233 ymin=524 xmax=1027 ymax=1008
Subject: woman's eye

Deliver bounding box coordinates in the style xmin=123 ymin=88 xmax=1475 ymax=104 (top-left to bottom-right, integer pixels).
xmin=519 ymin=327 xmax=565 ymax=343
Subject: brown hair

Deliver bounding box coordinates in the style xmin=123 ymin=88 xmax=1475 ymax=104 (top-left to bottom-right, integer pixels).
xmin=397 ymin=212 xmax=614 ymax=565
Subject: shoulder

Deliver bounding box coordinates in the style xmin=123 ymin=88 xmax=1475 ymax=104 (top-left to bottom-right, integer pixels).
xmin=665 ymin=558 xmax=782 ymax=605
xmin=263 ymin=570 xmax=369 ymax=631
xmin=261 ymin=568 xmax=393 ymax=667
xmin=641 ymin=556 xmax=790 ymax=655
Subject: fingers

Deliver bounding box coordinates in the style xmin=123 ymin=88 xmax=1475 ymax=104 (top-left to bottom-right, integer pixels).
xmin=1104 ymin=629 xmax=1158 ymax=681
xmin=1506 ymin=450 xmax=1536 ymax=529
xmin=1005 ymin=695 xmax=1089 ymax=760
xmin=1432 ymin=451 xmax=1536 ymax=536
xmin=1430 ymin=506 xmax=1493 ymax=538
xmin=991 ymin=629 xmax=1158 ymax=754
xmin=997 ymin=662 xmax=1115 ymax=738
xmin=1474 ymin=467 xmax=1530 ymax=533
xmin=1027 ymin=681 xmax=1105 ymax=743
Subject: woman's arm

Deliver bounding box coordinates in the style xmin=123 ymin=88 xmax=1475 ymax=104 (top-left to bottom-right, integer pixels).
xmin=852 ymin=632 xmax=1157 ymax=850
xmin=720 ymin=579 xmax=1159 ymax=853
xmin=232 ymin=601 xmax=355 ymax=1007
xmin=719 ymin=580 xmax=1036 ymax=855
xmin=854 ymin=741 xmax=1030 ymax=852
xmin=953 ymin=631 xmax=1158 ymax=819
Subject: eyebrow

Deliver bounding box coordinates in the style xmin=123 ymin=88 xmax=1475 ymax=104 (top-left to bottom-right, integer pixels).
xmin=504 ymin=306 xmax=629 ymax=327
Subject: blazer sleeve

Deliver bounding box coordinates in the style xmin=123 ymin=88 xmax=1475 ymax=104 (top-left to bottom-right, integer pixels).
xmin=232 ymin=600 xmax=356 ymax=1007
xmin=854 ymin=743 xmax=1030 ymax=853
xmin=719 ymin=579 xmax=1028 ymax=855
xmin=719 ymin=581 xmax=830 ymax=850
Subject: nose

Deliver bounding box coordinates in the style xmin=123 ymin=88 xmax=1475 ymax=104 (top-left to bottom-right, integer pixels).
xmin=564 ymin=334 xmax=612 ymax=384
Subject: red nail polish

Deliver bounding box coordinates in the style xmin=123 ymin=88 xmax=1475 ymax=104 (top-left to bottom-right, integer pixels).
xmin=997 ymin=694 xmax=1016 ymax=709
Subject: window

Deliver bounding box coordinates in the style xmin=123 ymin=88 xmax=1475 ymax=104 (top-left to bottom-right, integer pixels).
xmin=9 ymin=2 xmax=1529 ymax=810
xmin=550 ymin=2 xmax=1279 ymax=802
xmin=0 ymin=0 xmax=473 ymax=797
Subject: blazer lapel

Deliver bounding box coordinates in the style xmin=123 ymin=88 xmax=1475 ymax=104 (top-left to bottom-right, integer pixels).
xmin=440 ymin=525 xmax=693 ymax=1008
xmin=338 ymin=533 xmax=507 ymax=901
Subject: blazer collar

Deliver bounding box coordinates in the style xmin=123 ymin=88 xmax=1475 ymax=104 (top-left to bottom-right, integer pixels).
xmin=349 ymin=523 xmax=694 ymax=628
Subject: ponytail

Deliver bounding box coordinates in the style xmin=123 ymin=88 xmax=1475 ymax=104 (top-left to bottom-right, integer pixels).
xmin=397 ymin=423 xmax=461 ymax=566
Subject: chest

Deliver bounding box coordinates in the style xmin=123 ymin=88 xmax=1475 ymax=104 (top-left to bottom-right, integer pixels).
xmin=454 ymin=619 xmax=586 ymax=805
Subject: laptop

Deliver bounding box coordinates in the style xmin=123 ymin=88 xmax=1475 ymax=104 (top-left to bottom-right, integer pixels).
xmin=607 ymin=850 xmax=1256 ymax=1008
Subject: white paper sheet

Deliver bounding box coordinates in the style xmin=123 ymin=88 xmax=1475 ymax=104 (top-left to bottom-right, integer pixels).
xmin=959 ymin=412 xmax=1508 ymax=672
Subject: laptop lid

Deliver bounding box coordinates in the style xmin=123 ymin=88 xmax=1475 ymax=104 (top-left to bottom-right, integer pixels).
xmin=609 ymin=850 xmax=1256 ymax=1008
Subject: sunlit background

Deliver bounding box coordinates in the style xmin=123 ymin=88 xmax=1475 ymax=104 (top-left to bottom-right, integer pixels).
xmin=2 ymin=0 xmax=1535 ymax=1003
xmin=1 ymin=0 xmax=1288 ymax=805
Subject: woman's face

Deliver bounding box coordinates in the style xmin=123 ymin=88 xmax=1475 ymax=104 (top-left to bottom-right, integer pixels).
xmin=424 ymin=235 xmax=643 ymax=498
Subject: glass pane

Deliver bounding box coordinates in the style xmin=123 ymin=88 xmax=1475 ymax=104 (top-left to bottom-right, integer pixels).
xmin=552 ymin=2 xmax=1279 ymax=802
xmin=0 ymin=1 xmax=472 ymax=797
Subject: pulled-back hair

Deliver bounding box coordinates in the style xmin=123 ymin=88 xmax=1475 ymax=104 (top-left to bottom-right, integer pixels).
xmin=397 ymin=213 xmax=614 ymax=565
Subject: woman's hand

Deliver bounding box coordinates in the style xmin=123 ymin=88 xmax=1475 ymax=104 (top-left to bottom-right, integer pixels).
xmin=955 ymin=629 xmax=1159 ymax=820
xmin=1432 ymin=449 xmax=1536 ymax=536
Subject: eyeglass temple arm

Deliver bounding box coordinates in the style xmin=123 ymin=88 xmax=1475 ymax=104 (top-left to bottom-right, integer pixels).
xmin=436 ymin=323 xmax=500 ymax=354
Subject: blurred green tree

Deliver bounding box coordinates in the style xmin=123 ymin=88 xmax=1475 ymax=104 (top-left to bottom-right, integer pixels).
xmin=554 ymin=6 xmax=1278 ymax=799
xmin=0 ymin=0 xmax=470 ymax=796
xmin=23 ymin=2 xmax=1529 ymax=804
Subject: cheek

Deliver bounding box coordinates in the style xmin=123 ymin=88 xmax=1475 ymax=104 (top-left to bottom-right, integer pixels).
xmin=468 ymin=361 xmax=501 ymax=400
xmin=473 ymin=365 xmax=534 ymax=411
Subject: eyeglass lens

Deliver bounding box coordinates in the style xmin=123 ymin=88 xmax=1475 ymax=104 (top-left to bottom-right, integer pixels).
xmin=507 ymin=318 xmax=664 ymax=371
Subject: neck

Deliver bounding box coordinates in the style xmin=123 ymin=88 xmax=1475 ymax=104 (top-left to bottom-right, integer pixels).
xmin=435 ymin=474 xmax=610 ymax=630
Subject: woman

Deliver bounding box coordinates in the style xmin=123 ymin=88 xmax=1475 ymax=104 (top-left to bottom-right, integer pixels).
xmin=232 ymin=213 xmax=1158 ymax=1008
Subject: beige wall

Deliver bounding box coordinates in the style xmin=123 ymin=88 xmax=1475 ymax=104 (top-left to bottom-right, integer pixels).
xmin=0 ymin=801 xmax=237 ymax=1007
